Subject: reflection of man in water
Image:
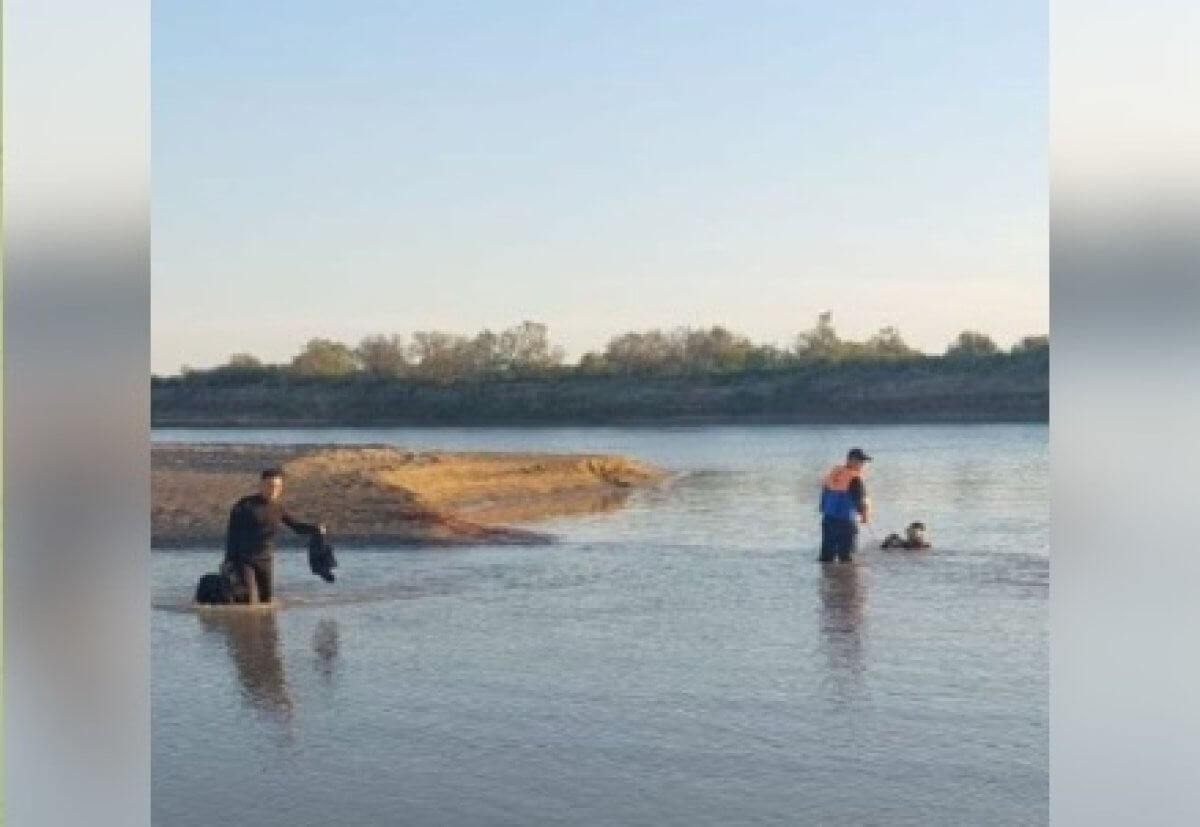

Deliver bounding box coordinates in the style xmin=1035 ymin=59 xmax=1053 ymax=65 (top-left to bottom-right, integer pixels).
xmin=198 ymin=611 xmax=293 ymax=721
xmin=224 ymin=467 xmax=325 ymax=604
xmin=312 ymin=618 xmax=339 ymax=684
xmin=818 ymin=564 xmax=867 ymax=683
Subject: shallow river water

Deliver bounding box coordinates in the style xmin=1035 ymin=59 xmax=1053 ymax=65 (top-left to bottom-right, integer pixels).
xmin=152 ymin=424 xmax=1047 ymax=826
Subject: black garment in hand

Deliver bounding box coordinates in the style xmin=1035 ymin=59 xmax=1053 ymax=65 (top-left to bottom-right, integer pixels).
xmin=308 ymin=533 xmax=338 ymax=583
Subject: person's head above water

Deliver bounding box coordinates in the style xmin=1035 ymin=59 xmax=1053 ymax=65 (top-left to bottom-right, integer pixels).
xmin=846 ymin=447 xmax=872 ymax=470
xmin=260 ymin=467 xmax=284 ymax=502
xmin=905 ymin=521 xmax=928 ymax=544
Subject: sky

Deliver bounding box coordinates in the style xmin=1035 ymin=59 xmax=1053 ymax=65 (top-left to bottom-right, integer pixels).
xmin=152 ymin=0 xmax=1047 ymax=375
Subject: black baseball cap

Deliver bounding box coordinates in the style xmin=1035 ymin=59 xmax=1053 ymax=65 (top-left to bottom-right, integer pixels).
xmin=847 ymin=448 xmax=872 ymax=462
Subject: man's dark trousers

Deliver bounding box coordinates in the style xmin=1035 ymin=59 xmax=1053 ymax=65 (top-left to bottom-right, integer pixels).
xmin=235 ymin=555 xmax=273 ymax=603
xmin=819 ymin=517 xmax=858 ymax=563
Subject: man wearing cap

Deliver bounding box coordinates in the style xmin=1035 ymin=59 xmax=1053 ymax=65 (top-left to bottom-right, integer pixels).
xmin=818 ymin=448 xmax=872 ymax=563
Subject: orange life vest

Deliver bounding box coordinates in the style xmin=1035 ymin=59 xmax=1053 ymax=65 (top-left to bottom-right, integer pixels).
xmin=822 ymin=464 xmax=861 ymax=492
xmin=820 ymin=464 xmax=863 ymax=520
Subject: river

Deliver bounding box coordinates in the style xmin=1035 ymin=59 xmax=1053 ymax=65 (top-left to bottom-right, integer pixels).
xmin=152 ymin=424 xmax=1047 ymax=826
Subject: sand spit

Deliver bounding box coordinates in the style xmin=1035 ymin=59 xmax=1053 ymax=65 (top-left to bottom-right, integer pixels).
xmin=152 ymin=443 xmax=666 ymax=549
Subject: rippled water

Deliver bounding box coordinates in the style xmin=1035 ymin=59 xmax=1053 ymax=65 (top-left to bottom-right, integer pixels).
xmin=152 ymin=425 xmax=1047 ymax=826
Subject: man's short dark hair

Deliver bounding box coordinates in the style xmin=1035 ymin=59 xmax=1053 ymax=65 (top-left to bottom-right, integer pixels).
xmin=261 ymin=467 xmax=284 ymax=480
xmin=909 ymin=521 xmax=925 ymax=530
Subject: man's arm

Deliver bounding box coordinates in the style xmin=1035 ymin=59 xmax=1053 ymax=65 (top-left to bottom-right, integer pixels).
xmin=849 ymin=477 xmax=870 ymax=523
xmin=224 ymin=503 xmax=242 ymax=561
xmin=282 ymin=510 xmax=323 ymax=536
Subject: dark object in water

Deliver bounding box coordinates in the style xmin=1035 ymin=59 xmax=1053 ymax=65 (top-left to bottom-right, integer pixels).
xmin=880 ymin=521 xmax=931 ymax=551
xmin=195 ymin=562 xmax=251 ymax=604
xmin=195 ymin=572 xmax=232 ymax=604
xmin=880 ymin=533 xmax=932 ymax=550
xmin=308 ymin=532 xmax=338 ymax=583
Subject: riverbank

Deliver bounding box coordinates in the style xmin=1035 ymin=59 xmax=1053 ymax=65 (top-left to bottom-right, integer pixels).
xmin=152 ymin=443 xmax=667 ymax=549
xmin=151 ymin=355 xmax=1048 ymax=427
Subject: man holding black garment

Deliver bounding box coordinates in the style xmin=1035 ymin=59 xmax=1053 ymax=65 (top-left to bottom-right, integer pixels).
xmin=224 ymin=467 xmax=326 ymax=604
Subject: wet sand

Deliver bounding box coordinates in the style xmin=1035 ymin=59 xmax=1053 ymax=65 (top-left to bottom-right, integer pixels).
xmin=152 ymin=443 xmax=667 ymax=549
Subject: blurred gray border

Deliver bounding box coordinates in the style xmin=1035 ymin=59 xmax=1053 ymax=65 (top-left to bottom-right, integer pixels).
xmin=8 ymin=0 xmax=1200 ymax=823
xmin=1052 ymin=1 xmax=1200 ymax=825
xmin=4 ymin=1 xmax=150 ymax=825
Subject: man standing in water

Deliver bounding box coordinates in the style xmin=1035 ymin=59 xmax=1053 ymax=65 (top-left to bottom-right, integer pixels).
xmin=818 ymin=448 xmax=871 ymax=563
xmin=224 ymin=467 xmax=326 ymax=604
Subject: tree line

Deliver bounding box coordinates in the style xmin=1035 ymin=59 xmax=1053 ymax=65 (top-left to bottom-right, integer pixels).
xmin=173 ymin=316 xmax=1048 ymax=382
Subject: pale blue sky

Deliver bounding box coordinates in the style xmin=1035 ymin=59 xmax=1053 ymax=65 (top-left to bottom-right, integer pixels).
xmin=152 ymin=1 xmax=1046 ymax=374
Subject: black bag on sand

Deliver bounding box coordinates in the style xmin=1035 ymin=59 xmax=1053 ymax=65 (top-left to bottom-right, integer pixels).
xmin=308 ymin=533 xmax=338 ymax=583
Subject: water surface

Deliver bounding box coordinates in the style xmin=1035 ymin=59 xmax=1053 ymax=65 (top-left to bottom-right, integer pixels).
xmin=153 ymin=425 xmax=1047 ymax=826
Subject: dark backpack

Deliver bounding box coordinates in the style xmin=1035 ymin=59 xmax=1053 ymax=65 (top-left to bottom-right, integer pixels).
xmin=195 ymin=571 xmax=234 ymax=604
xmin=195 ymin=562 xmax=250 ymax=604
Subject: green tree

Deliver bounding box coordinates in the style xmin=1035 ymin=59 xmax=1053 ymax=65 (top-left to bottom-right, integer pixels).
xmin=577 ymin=351 xmax=610 ymax=374
xmin=793 ymin=312 xmax=844 ymax=360
xmin=604 ymin=329 xmax=684 ymax=374
xmin=1011 ymin=334 xmax=1049 ymax=354
xmin=408 ymin=331 xmax=473 ymax=380
xmin=746 ymin=343 xmax=790 ymax=370
xmin=498 ymin=321 xmax=564 ymax=374
xmin=291 ymin=338 xmax=360 ymax=377
xmin=356 ymin=334 xmax=409 ymax=377
xmin=945 ymin=330 xmax=999 ymax=359
xmin=864 ymin=326 xmax=919 ymax=360
xmin=681 ymin=326 xmax=756 ymax=372
xmin=227 ymin=352 xmax=263 ymax=368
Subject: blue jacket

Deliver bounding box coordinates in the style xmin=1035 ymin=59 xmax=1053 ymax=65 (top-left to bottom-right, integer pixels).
xmin=819 ymin=464 xmax=865 ymax=521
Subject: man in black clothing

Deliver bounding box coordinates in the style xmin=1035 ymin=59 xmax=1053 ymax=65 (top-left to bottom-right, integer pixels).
xmin=224 ymin=467 xmax=325 ymax=604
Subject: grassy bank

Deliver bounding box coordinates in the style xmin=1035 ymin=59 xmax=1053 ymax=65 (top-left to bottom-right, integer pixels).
xmin=152 ymin=351 xmax=1048 ymax=427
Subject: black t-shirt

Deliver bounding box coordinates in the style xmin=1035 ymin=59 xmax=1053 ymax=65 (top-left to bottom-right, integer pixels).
xmin=224 ymin=493 xmax=320 ymax=561
xmin=848 ymin=476 xmax=866 ymax=513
